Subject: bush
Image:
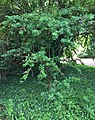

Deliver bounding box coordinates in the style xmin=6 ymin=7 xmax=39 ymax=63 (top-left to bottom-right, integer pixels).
xmin=0 ymin=8 xmax=94 ymax=81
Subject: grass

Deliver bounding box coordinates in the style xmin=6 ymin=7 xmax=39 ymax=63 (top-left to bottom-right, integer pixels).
xmin=0 ymin=64 xmax=95 ymax=119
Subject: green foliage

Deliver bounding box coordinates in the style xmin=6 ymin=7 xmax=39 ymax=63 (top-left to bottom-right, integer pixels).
xmin=0 ymin=0 xmax=95 ymax=83
xmin=78 ymin=41 xmax=95 ymax=58
xmin=1 ymin=7 xmax=94 ymax=81
xmin=0 ymin=65 xmax=95 ymax=119
xmin=0 ymin=1 xmax=95 ymax=119
xmin=21 ymin=50 xmax=61 ymax=81
xmin=0 ymin=0 xmax=95 ymax=23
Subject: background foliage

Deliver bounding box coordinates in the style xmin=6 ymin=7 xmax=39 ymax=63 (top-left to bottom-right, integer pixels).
xmin=0 ymin=0 xmax=95 ymax=119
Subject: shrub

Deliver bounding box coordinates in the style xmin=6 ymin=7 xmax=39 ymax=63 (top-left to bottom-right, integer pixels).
xmin=0 ymin=7 xmax=94 ymax=81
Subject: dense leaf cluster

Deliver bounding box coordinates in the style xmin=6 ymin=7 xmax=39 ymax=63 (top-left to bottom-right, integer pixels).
xmin=0 ymin=6 xmax=95 ymax=80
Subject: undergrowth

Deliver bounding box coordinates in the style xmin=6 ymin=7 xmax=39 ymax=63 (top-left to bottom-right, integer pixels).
xmin=0 ymin=65 xmax=95 ymax=120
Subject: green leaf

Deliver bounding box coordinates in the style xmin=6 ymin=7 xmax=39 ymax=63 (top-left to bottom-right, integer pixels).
xmin=19 ymin=30 xmax=24 ymax=35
